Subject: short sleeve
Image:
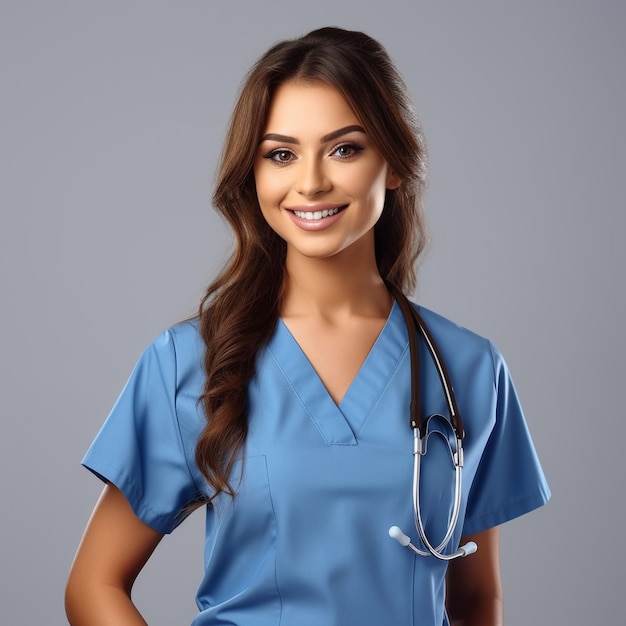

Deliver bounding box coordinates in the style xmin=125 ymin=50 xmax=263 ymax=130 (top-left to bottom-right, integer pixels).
xmin=462 ymin=343 xmax=551 ymax=536
xmin=82 ymin=330 xmax=200 ymax=534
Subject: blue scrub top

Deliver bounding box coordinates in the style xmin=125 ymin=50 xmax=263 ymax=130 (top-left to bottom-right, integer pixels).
xmin=83 ymin=302 xmax=550 ymax=625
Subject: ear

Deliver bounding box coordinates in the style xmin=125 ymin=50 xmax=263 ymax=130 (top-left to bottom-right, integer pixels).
xmin=386 ymin=169 xmax=402 ymax=190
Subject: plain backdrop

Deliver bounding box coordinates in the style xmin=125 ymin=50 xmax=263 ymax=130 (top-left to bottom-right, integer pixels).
xmin=1 ymin=1 xmax=624 ymax=624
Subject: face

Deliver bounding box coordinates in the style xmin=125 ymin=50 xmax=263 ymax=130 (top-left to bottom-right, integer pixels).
xmin=253 ymin=81 xmax=400 ymax=263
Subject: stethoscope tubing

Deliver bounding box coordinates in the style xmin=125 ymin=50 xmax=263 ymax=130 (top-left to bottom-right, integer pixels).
xmin=413 ymin=428 xmax=466 ymax=559
xmin=385 ymin=283 xmax=477 ymax=561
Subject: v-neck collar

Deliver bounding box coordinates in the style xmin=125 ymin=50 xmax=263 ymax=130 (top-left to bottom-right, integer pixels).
xmin=266 ymin=301 xmax=409 ymax=444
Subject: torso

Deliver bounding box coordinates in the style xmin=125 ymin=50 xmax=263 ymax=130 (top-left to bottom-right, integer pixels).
xmin=82 ymin=304 xmax=550 ymax=625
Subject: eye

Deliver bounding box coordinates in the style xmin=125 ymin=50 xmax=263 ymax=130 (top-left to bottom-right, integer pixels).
xmin=263 ymin=148 xmax=296 ymax=165
xmin=331 ymin=143 xmax=364 ymax=159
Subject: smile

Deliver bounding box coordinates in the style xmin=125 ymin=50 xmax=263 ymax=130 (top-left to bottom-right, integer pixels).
xmin=285 ymin=203 xmax=348 ymax=231
xmin=292 ymin=207 xmax=342 ymax=221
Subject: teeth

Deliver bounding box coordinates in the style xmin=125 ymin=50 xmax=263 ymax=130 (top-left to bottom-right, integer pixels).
xmin=294 ymin=207 xmax=341 ymax=220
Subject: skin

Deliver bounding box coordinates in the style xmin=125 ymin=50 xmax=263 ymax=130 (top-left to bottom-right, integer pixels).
xmin=65 ymin=484 xmax=163 ymax=625
xmin=446 ymin=527 xmax=503 ymax=625
xmin=66 ymin=79 xmax=503 ymax=625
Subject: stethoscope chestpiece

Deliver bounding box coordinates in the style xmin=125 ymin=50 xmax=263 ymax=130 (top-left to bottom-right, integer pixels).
xmin=388 ymin=525 xmax=477 ymax=560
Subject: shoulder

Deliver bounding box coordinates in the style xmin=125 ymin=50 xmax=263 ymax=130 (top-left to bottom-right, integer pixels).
xmin=133 ymin=319 xmax=205 ymax=400
xmin=163 ymin=317 xmax=203 ymax=352
xmin=411 ymin=304 xmax=505 ymax=386
xmin=151 ymin=317 xmax=201 ymax=348
xmin=146 ymin=318 xmax=203 ymax=365
xmin=415 ymin=305 xmax=496 ymax=354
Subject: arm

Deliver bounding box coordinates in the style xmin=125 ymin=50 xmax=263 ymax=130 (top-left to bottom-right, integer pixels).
xmin=65 ymin=484 xmax=164 ymax=625
xmin=446 ymin=527 xmax=503 ymax=626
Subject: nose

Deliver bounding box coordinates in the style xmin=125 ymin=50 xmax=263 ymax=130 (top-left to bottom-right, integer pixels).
xmin=295 ymin=156 xmax=331 ymax=198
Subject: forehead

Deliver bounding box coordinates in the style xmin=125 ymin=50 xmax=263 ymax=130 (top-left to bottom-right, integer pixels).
xmin=263 ymin=80 xmax=360 ymax=135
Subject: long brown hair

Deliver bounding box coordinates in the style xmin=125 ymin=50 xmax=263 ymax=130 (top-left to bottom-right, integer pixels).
xmin=196 ymin=27 xmax=428 ymax=500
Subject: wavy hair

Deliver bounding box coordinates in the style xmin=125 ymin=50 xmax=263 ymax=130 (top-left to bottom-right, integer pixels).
xmin=196 ymin=27 xmax=428 ymax=499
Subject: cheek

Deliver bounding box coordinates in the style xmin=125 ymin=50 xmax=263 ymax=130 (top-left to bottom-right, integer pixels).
xmin=255 ymin=168 xmax=286 ymax=207
xmin=347 ymin=163 xmax=390 ymax=206
xmin=254 ymin=169 xmax=284 ymax=232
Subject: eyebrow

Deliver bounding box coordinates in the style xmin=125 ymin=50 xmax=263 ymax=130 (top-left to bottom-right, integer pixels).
xmin=259 ymin=124 xmax=366 ymax=145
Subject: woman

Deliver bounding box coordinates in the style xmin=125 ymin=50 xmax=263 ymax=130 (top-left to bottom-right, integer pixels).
xmin=65 ymin=27 xmax=550 ymax=625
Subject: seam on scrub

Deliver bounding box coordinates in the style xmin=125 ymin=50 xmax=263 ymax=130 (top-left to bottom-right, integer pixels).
xmin=266 ymin=344 xmax=356 ymax=446
xmin=487 ymin=340 xmax=500 ymax=398
xmin=262 ymin=454 xmax=284 ymax=625
xmin=355 ymin=341 xmax=410 ymax=437
xmin=169 ymin=326 xmax=206 ymax=497
xmin=248 ymin=359 xmax=283 ymax=623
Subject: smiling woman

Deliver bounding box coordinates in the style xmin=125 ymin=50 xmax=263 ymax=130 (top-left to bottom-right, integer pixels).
xmin=66 ymin=26 xmax=549 ymax=626
xmin=254 ymin=81 xmax=400 ymax=259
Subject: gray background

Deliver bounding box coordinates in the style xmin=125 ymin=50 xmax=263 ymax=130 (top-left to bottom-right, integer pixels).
xmin=1 ymin=1 xmax=624 ymax=624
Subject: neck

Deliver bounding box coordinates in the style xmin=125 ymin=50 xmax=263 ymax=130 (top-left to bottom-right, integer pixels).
xmin=281 ymin=239 xmax=391 ymax=320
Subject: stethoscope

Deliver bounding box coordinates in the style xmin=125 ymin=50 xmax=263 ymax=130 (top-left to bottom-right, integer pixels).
xmin=386 ymin=283 xmax=478 ymax=561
